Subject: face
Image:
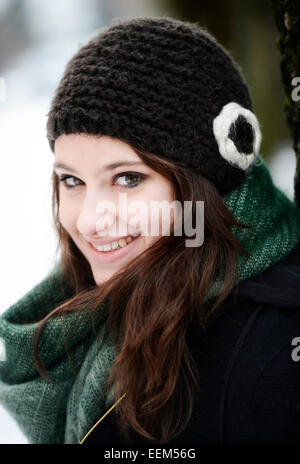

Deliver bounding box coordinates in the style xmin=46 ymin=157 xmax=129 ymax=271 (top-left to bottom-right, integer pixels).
xmin=54 ymin=134 xmax=175 ymax=284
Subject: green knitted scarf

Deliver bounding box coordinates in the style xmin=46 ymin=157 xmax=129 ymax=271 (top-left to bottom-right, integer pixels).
xmin=1 ymin=155 xmax=300 ymax=444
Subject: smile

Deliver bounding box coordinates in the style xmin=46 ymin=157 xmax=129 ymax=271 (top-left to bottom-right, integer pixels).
xmin=91 ymin=234 xmax=140 ymax=252
xmin=87 ymin=233 xmax=141 ymax=264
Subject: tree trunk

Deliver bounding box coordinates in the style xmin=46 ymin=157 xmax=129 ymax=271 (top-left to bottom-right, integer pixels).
xmin=270 ymin=0 xmax=300 ymax=207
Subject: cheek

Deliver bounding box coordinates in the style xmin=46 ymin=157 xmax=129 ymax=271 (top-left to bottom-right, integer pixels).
xmin=148 ymin=180 xmax=175 ymax=218
xmin=139 ymin=179 xmax=174 ymax=205
xmin=57 ymin=199 xmax=78 ymax=232
xmin=126 ymin=180 xmax=175 ymax=237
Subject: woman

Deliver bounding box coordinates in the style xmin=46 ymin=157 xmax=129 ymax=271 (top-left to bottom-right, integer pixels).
xmin=0 ymin=16 xmax=300 ymax=445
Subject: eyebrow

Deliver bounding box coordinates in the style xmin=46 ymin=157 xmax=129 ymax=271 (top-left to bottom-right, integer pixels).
xmin=53 ymin=161 xmax=144 ymax=174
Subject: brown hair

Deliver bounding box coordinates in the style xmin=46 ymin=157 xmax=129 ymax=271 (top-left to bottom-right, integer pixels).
xmin=34 ymin=140 xmax=252 ymax=443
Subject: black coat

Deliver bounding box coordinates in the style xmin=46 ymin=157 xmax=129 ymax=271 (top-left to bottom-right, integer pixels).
xmin=82 ymin=243 xmax=300 ymax=444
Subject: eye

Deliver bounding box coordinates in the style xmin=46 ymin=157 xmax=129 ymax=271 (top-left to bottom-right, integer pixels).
xmin=114 ymin=172 xmax=146 ymax=188
xmin=58 ymin=174 xmax=82 ymax=189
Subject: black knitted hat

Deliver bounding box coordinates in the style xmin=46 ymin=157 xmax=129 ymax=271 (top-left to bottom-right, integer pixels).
xmin=46 ymin=16 xmax=261 ymax=195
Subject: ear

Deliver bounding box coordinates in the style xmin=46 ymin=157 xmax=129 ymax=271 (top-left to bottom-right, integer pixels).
xmin=212 ymin=101 xmax=262 ymax=171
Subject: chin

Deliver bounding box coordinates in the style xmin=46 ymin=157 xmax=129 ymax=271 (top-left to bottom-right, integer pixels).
xmin=93 ymin=269 xmax=114 ymax=285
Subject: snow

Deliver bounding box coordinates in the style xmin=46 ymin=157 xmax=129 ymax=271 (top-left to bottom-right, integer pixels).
xmin=267 ymin=143 xmax=296 ymax=203
xmin=0 ymin=98 xmax=57 ymax=444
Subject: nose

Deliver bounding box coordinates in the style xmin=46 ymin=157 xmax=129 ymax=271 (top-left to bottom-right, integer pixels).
xmin=76 ymin=191 xmax=117 ymax=238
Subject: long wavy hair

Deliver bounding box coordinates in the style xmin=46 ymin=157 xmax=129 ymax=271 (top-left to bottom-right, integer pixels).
xmin=34 ymin=140 xmax=252 ymax=444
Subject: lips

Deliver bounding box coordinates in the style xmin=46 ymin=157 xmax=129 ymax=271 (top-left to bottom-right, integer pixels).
xmin=86 ymin=233 xmax=141 ymax=264
xmin=89 ymin=232 xmax=140 ymax=248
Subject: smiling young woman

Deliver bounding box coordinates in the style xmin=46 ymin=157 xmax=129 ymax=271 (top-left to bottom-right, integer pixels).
xmin=1 ymin=16 xmax=300 ymax=445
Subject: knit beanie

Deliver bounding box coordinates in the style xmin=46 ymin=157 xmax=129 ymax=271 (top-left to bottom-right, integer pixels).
xmin=46 ymin=16 xmax=261 ymax=195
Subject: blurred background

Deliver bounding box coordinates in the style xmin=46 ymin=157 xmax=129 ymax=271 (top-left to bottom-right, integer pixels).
xmin=0 ymin=0 xmax=296 ymax=443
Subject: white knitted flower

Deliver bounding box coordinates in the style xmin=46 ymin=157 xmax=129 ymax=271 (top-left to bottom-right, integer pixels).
xmin=213 ymin=101 xmax=261 ymax=171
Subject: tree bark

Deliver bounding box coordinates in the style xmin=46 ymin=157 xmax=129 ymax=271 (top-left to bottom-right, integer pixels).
xmin=270 ymin=0 xmax=300 ymax=207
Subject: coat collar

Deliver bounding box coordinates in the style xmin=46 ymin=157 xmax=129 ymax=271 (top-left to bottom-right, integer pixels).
xmin=237 ymin=241 xmax=300 ymax=308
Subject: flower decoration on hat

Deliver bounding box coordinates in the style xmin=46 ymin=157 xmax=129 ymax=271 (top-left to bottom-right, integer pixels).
xmin=213 ymin=102 xmax=262 ymax=171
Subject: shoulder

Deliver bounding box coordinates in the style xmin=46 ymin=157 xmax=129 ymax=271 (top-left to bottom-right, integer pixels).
xmin=204 ymin=242 xmax=300 ymax=336
xmin=237 ymin=241 xmax=300 ymax=310
xmin=225 ymin=243 xmax=300 ymax=407
xmin=223 ymin=242 xmax=300 ymax=400
xmin=223 ymin=300 xmax=300 ymax=443
xmin=222 ymin=246 xmax=300 ymax=443
xmin=233 ymin=241 xmax=300 ymax=370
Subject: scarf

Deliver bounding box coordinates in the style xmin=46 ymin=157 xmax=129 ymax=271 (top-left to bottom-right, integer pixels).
xmin=1 ymin=155 xmax=300 ymax=444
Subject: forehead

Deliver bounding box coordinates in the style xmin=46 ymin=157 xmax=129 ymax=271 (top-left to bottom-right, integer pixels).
xmin=55 ymin=134 xmax=138 ymax=159
xmin=54 ymin=134 xmax=142 ymax=172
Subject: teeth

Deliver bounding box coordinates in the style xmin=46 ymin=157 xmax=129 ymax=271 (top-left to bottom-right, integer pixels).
xmin=118 ymin=238 xmax=127 ymax=248
xmin=92 ymin=234 xmax=139 ymax=252
xmin=111 ymin=241 xmax=119 ymax=250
